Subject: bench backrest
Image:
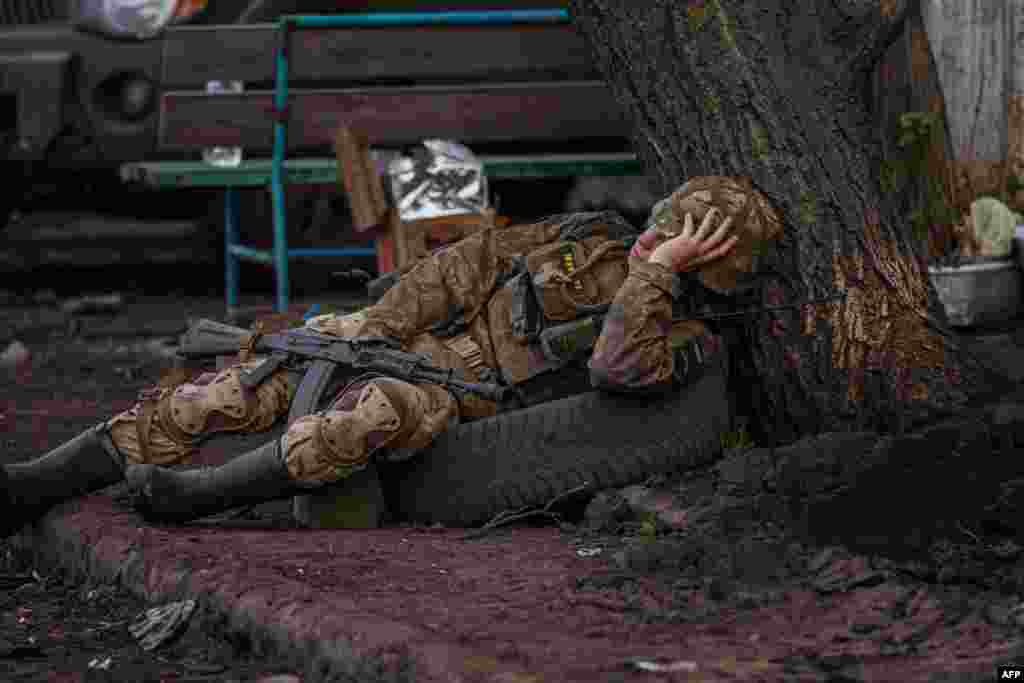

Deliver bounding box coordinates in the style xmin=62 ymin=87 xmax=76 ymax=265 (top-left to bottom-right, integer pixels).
xmin=158 ymin=22 xmax=631 ymax=155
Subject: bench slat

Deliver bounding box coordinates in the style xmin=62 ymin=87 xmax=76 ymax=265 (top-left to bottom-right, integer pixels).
xmin=121 ymin=154 xmax=644 ymax=188
xmin=161 ymin=24 xmax=597 ymax=87
xmin=159 ymin=82 xmax=629 ymax=152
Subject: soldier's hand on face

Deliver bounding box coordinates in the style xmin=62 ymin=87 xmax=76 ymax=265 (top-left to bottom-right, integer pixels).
xmin=646 ymin=208 xmax=738 ymax=273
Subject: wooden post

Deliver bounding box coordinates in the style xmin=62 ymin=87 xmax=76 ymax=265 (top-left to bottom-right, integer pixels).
xmin=333 ymin=126 xmax=390 ymax=232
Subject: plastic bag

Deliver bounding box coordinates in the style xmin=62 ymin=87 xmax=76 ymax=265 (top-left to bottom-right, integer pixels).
xmin=388 ymin=140 xmax=489 ymax=221
xmin=129 ymin=599 xmax=197 ymax=651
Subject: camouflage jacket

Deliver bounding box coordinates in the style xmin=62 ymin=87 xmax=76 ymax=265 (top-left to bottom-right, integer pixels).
xmin=324 ymin=212 xmax=723 ymax=399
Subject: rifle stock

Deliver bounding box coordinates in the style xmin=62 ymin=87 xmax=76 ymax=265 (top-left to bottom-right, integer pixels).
xmin=177 ymin=318 xmax=252 ymax=359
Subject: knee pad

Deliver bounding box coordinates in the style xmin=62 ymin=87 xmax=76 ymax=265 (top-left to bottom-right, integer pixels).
xmin=369 ymin=378 xmax=459 ymax=462
xmin=281 ymin=380 xmax=402 ymax=484
xmin=160 ymin=361 xmax=294 ymax=439
xmin=107 ymin=363 xmax=296 ymax=466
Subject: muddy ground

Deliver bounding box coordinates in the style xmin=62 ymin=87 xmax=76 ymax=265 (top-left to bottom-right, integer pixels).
xmin=3 ymin=281 xmax=1024 ymax=681
xmin=0 ymin=281 xmax=314 ymax=682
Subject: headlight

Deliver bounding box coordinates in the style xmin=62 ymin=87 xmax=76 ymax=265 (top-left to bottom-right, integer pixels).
xmin=73 ymin=0 xmax=181 ymax=40
xmin=171 ymin=0 xmax=207 ymax=24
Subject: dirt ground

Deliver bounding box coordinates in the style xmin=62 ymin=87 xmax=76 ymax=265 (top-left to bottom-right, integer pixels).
xmin=4 ymin=284 xmax=1024 ymax=682
xmin=0 ymin=285 xmax=314 ymax=682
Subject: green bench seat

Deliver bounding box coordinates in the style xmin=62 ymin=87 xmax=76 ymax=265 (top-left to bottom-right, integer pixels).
xmin=121 ymin=153 xmax=644 ymax=314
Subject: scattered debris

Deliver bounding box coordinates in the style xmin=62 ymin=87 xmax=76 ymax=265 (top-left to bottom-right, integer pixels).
xmin=583 ymin=485 xmax=698 ymax=533
xmin=989 ymin=539 xmax=1023 ymax=561
xmin=180 ymin=660 xmax=228 ymax=675
xmin=576 ymin=547 xmax=603 ymax=558
xmin=0 ymin=340 xmax=30 ymax=371
xmin=812 ymin=556 xmax=889 ymax=595
xmin=629 ymin=658 xmax=698 ymax=673
xmin=618 ymin=485 xmax=693 ymax=530
xmin=61 ymin=293 xmax=123 ymax=315
xmin=113 ymin=364 xmax=145 ymax=381
xmin=88 ymin=655 xmax=114 ymax=670
xmin=462 ymin=484 xmax=591 ymax=540
xmin=808 ymin=546 xmax=841 ymax=574
xmin=129 ymin=599 xmax=197 ymax=651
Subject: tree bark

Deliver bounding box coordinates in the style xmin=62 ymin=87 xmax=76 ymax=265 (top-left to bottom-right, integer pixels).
xmin=569 ymin=0 xmax=1012 ymax=444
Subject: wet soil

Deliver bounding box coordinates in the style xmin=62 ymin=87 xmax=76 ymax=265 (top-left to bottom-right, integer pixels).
xmin=4 ymin=292 xmax=1024 ymax=681
xmin=0 ymin=547 xmax=301 ymax=683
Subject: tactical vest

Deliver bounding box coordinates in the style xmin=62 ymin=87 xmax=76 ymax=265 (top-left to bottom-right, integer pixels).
xmin=492 ymin=227 xmax=712 ymax=407
xmin=419 ymin=211 xmax=702 ymax=408
xmin=485 ymin=221 xmax=641 ymax=407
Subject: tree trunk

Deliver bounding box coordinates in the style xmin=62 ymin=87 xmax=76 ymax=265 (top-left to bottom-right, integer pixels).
xmin=569 ymin=0 xmax=1013 ymax=444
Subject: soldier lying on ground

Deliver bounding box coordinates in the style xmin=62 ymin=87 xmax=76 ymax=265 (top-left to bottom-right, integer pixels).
xmin=0 ymin=176 xmax=782 ymax=535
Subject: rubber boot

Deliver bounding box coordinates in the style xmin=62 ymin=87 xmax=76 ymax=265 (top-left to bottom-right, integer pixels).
xmin=127 ymin=439 xmax=298 ymax=524
xmin=0 ymin=426 xmax=125 ymax=537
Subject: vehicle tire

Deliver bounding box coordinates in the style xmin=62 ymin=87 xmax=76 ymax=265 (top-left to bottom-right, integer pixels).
xmin=377 ymin=359 xmax=732 ymax=526
xmin=288 ymin=349 xmax=730 ymax=527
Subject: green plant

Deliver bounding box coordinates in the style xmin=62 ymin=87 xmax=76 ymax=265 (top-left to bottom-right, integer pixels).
xmin=720 ymin=428 xmax=755 ymax=450
xmin=704 ymin=93 xmax=721 ymax=115
xmin=710 ymin=0 xmax=739 ymax=51
xmin=1006 ymin=174 xmax=1024 ymax=198
xmin=750 ymin=122 xmax=769 ymax=161
xmin=798 ymin=191 xmax=817 ymax=226
xmin=882 ymin=112 xmax=960 ymax=251
xmin=986 ymin=171 xmax=1024 ymax=208
xmin=687 ymin=3 xmax=709 ymax=33
xmin=637 ymin=511 xmax=660 ymax=540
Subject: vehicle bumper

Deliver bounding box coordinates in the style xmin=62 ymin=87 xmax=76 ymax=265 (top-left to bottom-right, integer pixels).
xmin=0 ymin=25 xmax=162 ymax=163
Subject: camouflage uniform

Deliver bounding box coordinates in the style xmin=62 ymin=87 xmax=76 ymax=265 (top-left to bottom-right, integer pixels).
xmin=592 ymin=176 xmax=784 ymax=390
xmin=106 ymin=177 xmax=782 ymax=488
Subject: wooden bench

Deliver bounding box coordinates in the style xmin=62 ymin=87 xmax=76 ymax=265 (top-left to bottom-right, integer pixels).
xmin=120 ymin=9 xmax=644 ymax=314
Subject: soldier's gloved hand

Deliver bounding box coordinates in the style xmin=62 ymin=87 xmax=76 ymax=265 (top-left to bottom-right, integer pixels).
xmin=304 ymin=310 xmax=369 ymax=339
xmin=645 ymin=208 xmax=738 ymax=273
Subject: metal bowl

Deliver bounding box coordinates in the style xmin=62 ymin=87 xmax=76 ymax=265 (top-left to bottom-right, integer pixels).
xmin=928 ymin=258 xmax=1022 ymax=327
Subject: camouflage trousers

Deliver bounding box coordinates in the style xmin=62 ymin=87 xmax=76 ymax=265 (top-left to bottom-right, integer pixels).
xmin=105 ymin=333 xmax=496 ymax=486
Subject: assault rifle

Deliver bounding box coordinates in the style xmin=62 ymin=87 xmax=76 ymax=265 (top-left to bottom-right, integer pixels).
xmin=177 ymin=319 xmax=510 ymax=403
